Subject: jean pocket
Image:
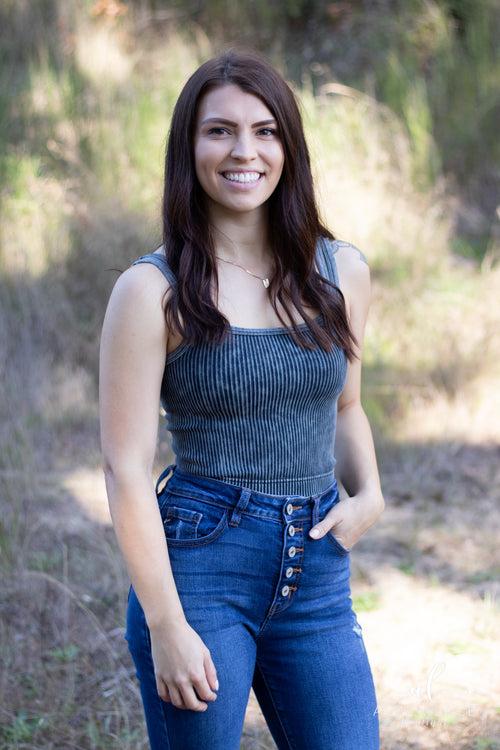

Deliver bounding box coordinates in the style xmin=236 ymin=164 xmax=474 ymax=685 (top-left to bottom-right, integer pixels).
xmin=325 ymin=530 xmax=351 ymax=556
xmin=315 ymin=487 xmax=351 ymax=556
xmin=159 ymin=492 xmax=229 ymax=547
xmin=164 ymin=506 xmax=202 ymax=540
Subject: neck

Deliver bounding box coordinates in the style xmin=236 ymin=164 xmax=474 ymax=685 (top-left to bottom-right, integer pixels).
xmin=208 ymin=204 xmax=271 ymax=266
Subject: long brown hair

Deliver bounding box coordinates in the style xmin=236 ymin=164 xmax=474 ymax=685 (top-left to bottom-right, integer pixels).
xmin=162 ymin=49 xmax=357 ymax=359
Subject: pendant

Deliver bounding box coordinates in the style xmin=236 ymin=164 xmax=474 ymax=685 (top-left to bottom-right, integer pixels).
xmin=262 ymin=278 xmax=270 ymax=289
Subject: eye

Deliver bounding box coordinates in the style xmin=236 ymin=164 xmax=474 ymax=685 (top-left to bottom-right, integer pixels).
xmin=257 ymin=127 xmax=278 ymax=137
xmin=207 ymin=126 xmax=230 ymax=136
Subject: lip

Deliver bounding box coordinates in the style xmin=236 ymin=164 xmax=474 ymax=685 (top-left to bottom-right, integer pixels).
xmin=220 ymin=170 xmax=264 ymax=188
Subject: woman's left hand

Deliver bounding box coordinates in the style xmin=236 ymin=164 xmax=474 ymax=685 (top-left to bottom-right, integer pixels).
xmin=309 ymin=489 xmax=384 ymax=550
xmin=308 ymin=243 xmax=384 ymax=551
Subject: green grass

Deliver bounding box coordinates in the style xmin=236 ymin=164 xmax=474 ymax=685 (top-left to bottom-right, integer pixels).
xmin=472 ymin=740 xmax=500 ymax=750
xmin=1 ymin=1 xmax=499 ymax=748
xmin=445 ymin=641 xmax=487 ymax=656
xmin=0 ymin=711 xmax=47 ymax=745
xmin=353 ymin=591 xmax=382 ymax=613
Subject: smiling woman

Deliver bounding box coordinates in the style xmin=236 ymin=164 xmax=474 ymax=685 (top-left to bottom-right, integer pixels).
xmin=99 ymin=49 xmax=384 ymax=750
xmin=194 ymin=85 xmax=285 ymax=218
xmin=160 ymin=51 xmax=360 ymax=350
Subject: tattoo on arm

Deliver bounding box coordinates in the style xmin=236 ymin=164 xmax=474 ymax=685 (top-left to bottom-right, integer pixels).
xmin=331 ymin=240 xmax=368 ymax=265
xmin=355 ymin=247 xmax=368 ymax=265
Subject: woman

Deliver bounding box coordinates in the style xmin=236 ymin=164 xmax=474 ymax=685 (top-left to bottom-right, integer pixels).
xmin=100 ymin=49 xmax=384 ymax=750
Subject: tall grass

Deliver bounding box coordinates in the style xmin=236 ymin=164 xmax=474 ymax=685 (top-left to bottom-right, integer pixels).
xmin=0 ymin=6 xmax=204 ymax=746
xmin=0 ymin=1 xmax=499 ymax=747
xmin=367 ymin=0 xmax=500 ymax=255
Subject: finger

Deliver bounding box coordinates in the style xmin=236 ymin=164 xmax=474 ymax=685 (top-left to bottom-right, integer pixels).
xmin=191 ymin=670 xmax=218 ymax=703
xmin=204 ymin=651 xmax=219 ymax=694
xmin=168 ymin=683 xmax=189 ymax=710
xmin=178 ymin=680 xmax=209 ymax=712
xmin=156 ymin=676 xmax=171 ymax=703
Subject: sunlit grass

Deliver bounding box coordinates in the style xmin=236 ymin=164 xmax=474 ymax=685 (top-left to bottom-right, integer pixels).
xmin=1 ymin=1 xmax=499 ymax=747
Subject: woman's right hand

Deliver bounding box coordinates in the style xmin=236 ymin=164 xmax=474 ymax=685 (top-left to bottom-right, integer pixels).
xmin=100 ymin=266 xmax=218 ymax=712
xmin=149 ymin=618 xmax=219 ymax=711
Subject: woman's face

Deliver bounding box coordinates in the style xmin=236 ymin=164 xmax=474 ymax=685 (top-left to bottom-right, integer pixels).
xmin=193 ymin=84 xmax=285 ymax=219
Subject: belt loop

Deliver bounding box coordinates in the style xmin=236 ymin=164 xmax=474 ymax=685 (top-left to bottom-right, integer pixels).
xmin=229 ymin=488 xmax=251 ymax=527
xmin=312 ymin=495 xmax=321 ymax=526
xmin=155 ymin=464 xmax=175 ymax=496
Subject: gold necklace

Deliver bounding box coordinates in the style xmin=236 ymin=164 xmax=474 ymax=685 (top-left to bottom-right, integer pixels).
xmin=216 ymin=256 xmax=271 ymax=289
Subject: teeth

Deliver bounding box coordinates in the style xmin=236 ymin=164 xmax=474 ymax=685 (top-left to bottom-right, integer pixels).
xmin=223 ymin=172 xmax=261 ymax=183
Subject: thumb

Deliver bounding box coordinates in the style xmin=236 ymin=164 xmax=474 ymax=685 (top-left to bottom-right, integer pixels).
xmin=309 ymin=522 xmax=328 ymax=540
xmin=309 ymin=508 xmax=340 ymax=540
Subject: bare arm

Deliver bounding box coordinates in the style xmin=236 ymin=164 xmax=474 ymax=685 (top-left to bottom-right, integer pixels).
xmin=310 ymin=245 xmax=384 ymax=546
xmin=99 ymin=263 xmax=218 ymax=710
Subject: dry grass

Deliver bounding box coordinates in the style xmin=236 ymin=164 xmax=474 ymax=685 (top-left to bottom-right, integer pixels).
xmin=1 ymin=2 xmax=499 ymax=747
xmin=3 ymin=441 xmax=498 ymax=749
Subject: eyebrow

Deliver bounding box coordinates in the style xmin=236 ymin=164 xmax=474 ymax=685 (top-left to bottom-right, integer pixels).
xmin=200 ymin=117 xmax=277 ymax=128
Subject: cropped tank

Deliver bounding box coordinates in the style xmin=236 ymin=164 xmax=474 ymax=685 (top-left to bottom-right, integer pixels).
xmin=133 ymin=238 xmax=348 ymax=496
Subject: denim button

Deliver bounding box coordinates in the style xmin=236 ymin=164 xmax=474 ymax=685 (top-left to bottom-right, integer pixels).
xmin=286 ymin=503 xmax=294 ymax=516
xmin=281 ymin=585 xmax=290 ymax=597
xmin=288 ymin=546 xmax=296 ymax=558
xmin=288 ymin=525 xmax=296 ymax=537
xmin=285 ymin=566 xmax=294 ymax=578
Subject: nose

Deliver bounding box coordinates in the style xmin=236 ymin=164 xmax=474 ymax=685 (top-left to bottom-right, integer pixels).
xmin=230 ymin=131 xmax=257 ymax=161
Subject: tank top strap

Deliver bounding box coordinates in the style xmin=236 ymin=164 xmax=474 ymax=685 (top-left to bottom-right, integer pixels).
xmin=315 ymin=237 xmax=341 ymax=286
xmin=132 ymin=251 xmax=177 ymax=286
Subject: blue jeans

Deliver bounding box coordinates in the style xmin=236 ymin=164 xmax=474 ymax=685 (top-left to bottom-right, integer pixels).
xmin=126 ymin=467 xmax=379 ymax=749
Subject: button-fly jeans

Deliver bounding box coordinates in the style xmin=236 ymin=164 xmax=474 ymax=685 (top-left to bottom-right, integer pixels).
xmin=126 ymin=467 xmax=379 ymax=749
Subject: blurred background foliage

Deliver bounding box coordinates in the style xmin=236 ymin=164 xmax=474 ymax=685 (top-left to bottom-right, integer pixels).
xmin=0 ymin=2 xmax=499 ymax=745
xmin=1 ymin=0 xmax=499 ymax=472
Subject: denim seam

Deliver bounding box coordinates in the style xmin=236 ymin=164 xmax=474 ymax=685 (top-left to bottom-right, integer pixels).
xmin=161 ymin=489 xmax=281 ymax=520
xmin=141 ymin=610 xmax=171 ymax=747
xmin=165 ymin=469 xmax=338 ymax=501
xmin=168 ymin=512 xmax=200 ymax=521
xmin=271 ymin=526 xmax=304 ymax=612
xmin=254 ymin=662 xmax=294 ymax=750
xmin=229 ymin=489 xmax=252 ymax=527
xmin=162 ymin=489 xmax=307 ymax=523
xmin=166 ymin=508 xmax=202 ymax=526
xmin=325 ymin=530 xmax=351 ymax=556
xmin=164 ymin=508 xmax=200 ymax=540
xmin=163 ymin=512 xmax=230 ymax=548
xmin=161 ymin=488 xmax=230 ymax=508
xmin=258 ymin=537 xmax=304 ymax=631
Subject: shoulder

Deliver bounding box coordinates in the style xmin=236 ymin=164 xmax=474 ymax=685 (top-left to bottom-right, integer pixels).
xmin=113 ymin=260 xmax=170 ymax=304
xmin=324 ymin=239 xmax=371 ymax=326
xmin=103 ymin=252 xmax=172 ymax=337
xmin=132 ymin=247 xmax=177 ymax=286
xmin=329 ymin=239 xmax=368 ymax=267
xmin=114 ymin=247 xmax=173 ymax=301
xmin=329 ymin=239 xmax=370 ymax=291
xmin=319 ymin=238 xmax=369 ymax=292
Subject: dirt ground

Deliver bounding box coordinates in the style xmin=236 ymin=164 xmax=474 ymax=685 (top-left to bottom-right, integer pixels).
xmin=63 ymin=439 xmax=500 ymax=750
xmin=355 ymin=443 xmax=500 ymax=750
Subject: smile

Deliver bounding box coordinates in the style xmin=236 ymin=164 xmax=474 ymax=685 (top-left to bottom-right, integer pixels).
xmin=222 ymin=171 xmax=262 ymax=184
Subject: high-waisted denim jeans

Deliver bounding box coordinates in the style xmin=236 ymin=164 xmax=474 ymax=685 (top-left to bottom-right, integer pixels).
xmin=126 ymin=467 xmax=379 ymax=750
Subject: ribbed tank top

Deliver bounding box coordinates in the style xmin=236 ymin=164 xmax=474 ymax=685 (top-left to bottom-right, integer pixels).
xmin=133 ymin=238 xmax=348 ymax=496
